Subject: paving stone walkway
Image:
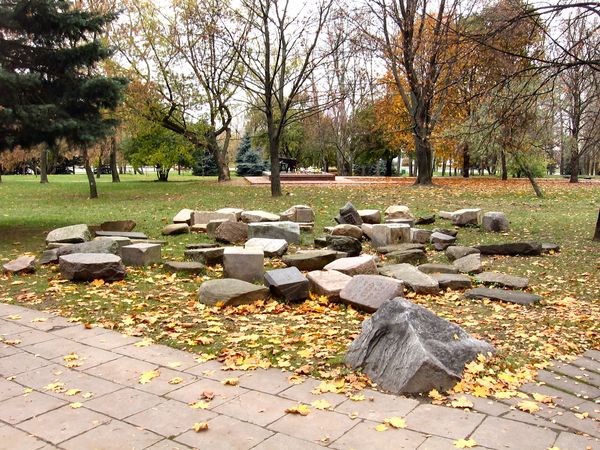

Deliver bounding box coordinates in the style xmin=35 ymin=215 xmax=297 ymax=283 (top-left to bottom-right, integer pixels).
xmin=0 ymin=302 xmax=598 ymax=450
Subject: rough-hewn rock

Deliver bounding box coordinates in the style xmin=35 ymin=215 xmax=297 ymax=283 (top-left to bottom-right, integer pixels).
xmin=411 ymin=229 xmax=432 ymax=244
xmin=39 ymin=249 xmax=59 ymax=265
xmin=339 ymin=275 xmax=404 ymax=313
xmin=358 ymin=209 xmax=381 ymax=224
xmin=541 ymin=243 xmax=560 ymax=254
xmin=360 ymin=224 xmax=374 ymax=240
xmin=379 ymin=263 xmax=439 ymax=294
xmin=3 ymin=256 xmax=36 ymax=274
xmin=324 ymin=255 xmax=378 ymax=276
xmin=475 ymin=272 xmax=529 ymax=289
xmin=452 ymin=253 xmax=482 ymax=274
xmin=282 ymin=250 xmax=338 ymax=271
xmin=385 ymin=249 xmax=427 ymax=265
xmin=241 ymin=210 xmax=280 ymax=223
xmin=216 ymin=208 xmax=244 ymax=221
xmin=59 ymin=253 xmax=126 ymax=282
xmin=384 ymin=205 xmax=415 ymax=221
xmin=439 ymin=209 xmax=481 ymax=226
xmin=336 ymin=202 xmax=363 ymax=226
xmin=192 ymin=211 xmax=237 ymax=226
xmin=247 ymin=221 xmax=300 ymax=244
xmin=245 ymin=238 xmax=288 ymax=257
xmin=481 ymin=212 xmax=509 ymax=232
xmin=264 ymin=267 xmax=309 ymax=302
xmin=162 ymin=223 xmax=190 ymax=236
xmin=184 ymin=247 xmax=224 ymax=265
xmin=95 ymin=231 xmax=148 ymax=239
xmin=94 ymin=236 xmax=132 ymax=251
xmin=384 ymin=218 xmax=415 ymax=227
xmin=475 ymin=242 xmax=542 ymax=256
xmin=46 ymin=224 xmax=91 ymax=244
xmin=430 ymin=232 xmax=457 ymax=251
xmin=331 ymin=224 xmax=363 ymax=240
xmin=173 ymin=209 xmax=194 ymax=224
xmin=163 ymin=261 xmax=205 ymax=274
xmin=433 ymin=228 xmax=458 ymax=237
xmin=371 ymin=224 xmax=411 ymax=248
xmin=100 ymin=220 xmax=136 ymax=232
xmin=325 ymin=235 xmax=362 ymax=257
xmin=191 ymin=224 xmax=208 ymax=233
xmin=279 ymin=205 xmax=314 ymax=223
xmin=345 ymin=298 xmax=495 ymax=394
xmin=313 ymin=236 xmax=328 ymax=248
xmin=306 ymin=270 xmax=352 ymax=299
xmin=465 ymin=288 xmax=542 ymax=305
xmin=431 ymin=273 xmax=472 ymax=290
xmin=121 ymin=243 xmax=161 ymax=266
xmin=207 ymin=219 xmax=229 ymax=237
xmin=445 ymin=246 xmax=480 ymax=262
xmin=417 ymin=263 xmax=458 ymax=274
xmin=415 ymin=215 xmax=436 ymax=225
xmin=223 ymin=247 xmax=264 ymax=282
xmin=198 ymin=279 xmax=269 ymax=306
xmin=214 ymin=221 xmax=248 ymax=244
xmin=56 ymin=240 xmax=120 ymax=258
xmin=377 ymin=243 xmax=425 ymax=254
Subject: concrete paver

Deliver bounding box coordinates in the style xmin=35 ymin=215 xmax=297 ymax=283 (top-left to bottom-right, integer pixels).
xmin=0 ymin=423 xmax=48 ymax=450
xmin=268 ymin=408 xmax=358 ymax=443
xmin=278 ymin=378 xmax=348 ymax=407
xmin=0 ymin=391 xmax=67 ymax=424
xmin=60 ymin=420 xmax=162 ymax=450
xmin=213 ymin=390 xmax=296 ymax=426
xmin=0 ymin=377 xmax=24 ymax=402
xmin=84 ymin=387 xmax=163 ymax=419
xmin=145 ymin=439 xmax=194 ymax=450
xmin=404 ymin=404 xmax=485 ymax=440
xmin=554 ymin=431 xmax=600 ymax=450
xmin=0 ymin=352 xmax=50 ymax=376
xmin=330 ymin=420 xmax=427 ymax=450
xmin=471 ymin=416 xmax=557 ymax=450
xmin=166 ymin=377 xmax=249 ymax=408
xmin=335 ymin=389 xmax=420 ymax=422
xmin=253 ymin=432 xmax=327 ymax=450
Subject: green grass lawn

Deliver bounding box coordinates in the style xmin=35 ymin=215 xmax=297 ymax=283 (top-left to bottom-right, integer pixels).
xmin=0 ymin=173 xmax=599 ymax=399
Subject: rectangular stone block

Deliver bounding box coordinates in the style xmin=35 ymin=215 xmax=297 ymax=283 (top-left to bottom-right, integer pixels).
xmin=191 ymin=211 xmax=237 ymax=226
xmin=121 ymin=243 xmax=161 ymax=266
xmin=247 ymin=222 xmax=300 ymax=244
xmin=223 ymin=248 xmax=264 ymax=282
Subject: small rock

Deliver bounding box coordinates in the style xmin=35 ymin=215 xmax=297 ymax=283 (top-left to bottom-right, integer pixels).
xmin=445 ymin=246 xmax=480 ymax=262
xmin=415 ymin=215 xmax=435 ymax=225
xmin=417 ymin=263 xmax=458 ymax=274
xmin=433 ymin=228 xmax=458 ymax=237
xmin=453 ymin=253 xmax=482 ymax=274
xmin=264 ymin=267 xmax=309 ymax=302
xmin=326 ymin=235 xmax=362 ymax=257
xmin=100 ymin=220 xmax=136 ymax=232
xmin=465 ymin=288 xmax=542 ymax=305
xmin=324 ymin=255 xmax=378 ymax=276
xmin=3 ymin=256 xmax=36 ymax=274
xmin=245 ymin=238 xmax=288 ymax=257
xmin=282 ymin=250 xmax=338 ymax=271
xmin=247 ymin=221 xmax=301 ymax=244
xmin=306 ymin=270 xmax=352 ymax=299
xmin=475 ymin=242 xmax=542 ymax=256
xmin=39 ymin=249 xmax=59 ymax=265
xmin=331 ymin=224 xmax=363 ymax=240
xmin=475 ymin=272 xmax=529 ymax=289
xmin=184 ymin=247 xmax=224 ymax=265
xmin=385 ymin=249 xmax=427 ymax=265
xmin=431 ymin=273 xmax=472 ymax=290
xmin=214 ymin=221 xmax=248 ymax=244
xmin=198 ymin=279 xmax=269 ymax=306
xmin=279 ymin=205 xmax=314 ymax=223
xmin=173 ymin=209 xmax=194 ymax=224
xmin=241 ymin=210 xmax=280 ymax=223
xmin=481 ymin=212 xmax=509 ymax=232
xmin=223 ymin=247 xmax=264 ymax=282
xmin=357 ymin=209 xmax=381 ymax=224
xmin=379 ymin=263 xmax=439 ymax=294
xmin=430 ymin=232 xmax=457 ymax=251
xmin=59 ymin=253 xmax=126 ymax=282
xmin=339 ymin=275 xmax=404 ymax=312
xmin=384 ymin=205 xmax=415 ymax=221
xmin=411 ymin=229 xmax=432 ymax=244
xmin=336 ymin=202 xmax=363 ymax=226
xmin=164 ymin=261 xmax=205 ymax=274
xmin=162 ymin=223 xmax=190 ymax=236
xmin=46 ymin=224 xmax=91 ymax=244
xmin=360 ymin=224 xmax=374 ymax=240
xmin=121 ymin=243 xmax=161 ymax=266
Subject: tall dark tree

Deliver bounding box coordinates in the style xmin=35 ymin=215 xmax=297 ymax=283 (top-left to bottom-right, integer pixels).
xmin=0 ymin=0 xmax=127 ymax=195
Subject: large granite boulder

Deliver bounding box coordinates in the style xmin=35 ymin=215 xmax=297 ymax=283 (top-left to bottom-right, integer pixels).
xmin=339 ymin=275 xmax=404 ymax=313
xmin=100 ymin=220 xmax=136 ymax=232
xmin=358 ymin=210 xmax=381 ymax=224
xmin=475 ymin=242 xmax=542 ymax=256
xmin=215 ymin=221 xmax=248 ymax=244
xmin=247 ymin=221 xmax=300 ymax=244
xmin=198 ymin=279 xmax=269 ymax=306
xmin=379 ymin=263 xmax=439 ymax=294
xmin=474 ymin=272 xmax=529 ymax=289
xmin=306 ymin=270 xmax=352 ymax=300
xmin=56 ymin=240 xmax=120 ymax=258
xmin=324 ymin=255 xmax=378 ymax=276
xmin=282 ymin=250 xmax=338 ymax=271
xmin=280 ymin=205 xmax=315 ymax=223
xmin=241 ymin=210 xmax=280 ymax=223
xmin=46 ymin=224 xmax=91 ymax=244
xmin=481 ymin=212 xmax=509 ymax=232
xmin=465 ymin=288 xmax=542 ymax=305
xmin=173 ymin=209 xmax=194 ymax=224
xmin=346 ymin=298 xmax=494 ymax=394
xmin=59 ymin=253 xmax=126 ymax=282
xmin=223 ymin=247 xmax=264 ymax=282
xmin=445 ymin=246 xmax=480 ymax=262
xmin=121 ymin=243 xmax=161 ymax=266
xmin=326 ymin=235 xmax=362 ymax=257
xmin=162 ymin=223 xmax=190 ymax=236
xmin=336 ymin=202 xmax=363 ymax=226
xmin=3 ymin=256 xmax=36 ymax=274
xmin=384 ymin=205 xmax=415 ymax=221
xmin=264 ymin=267 xmax=309 ymax=302
xmin=452 ymin=253 xmax=482 ymax=274
xmin=245 ymin=238 xmax=288 ymax=257
xmin=331 ymin=224 xmax=363 ymax=240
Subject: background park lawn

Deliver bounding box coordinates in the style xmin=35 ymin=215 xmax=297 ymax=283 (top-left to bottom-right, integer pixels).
xmin=0 ymin=174 xmax=598 ymax=397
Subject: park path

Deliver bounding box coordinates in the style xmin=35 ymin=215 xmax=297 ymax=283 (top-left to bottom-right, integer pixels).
xmin=0 ymin=302 xmax=598 ymax=450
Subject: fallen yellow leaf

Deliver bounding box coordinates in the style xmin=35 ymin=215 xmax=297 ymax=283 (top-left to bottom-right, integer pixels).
xmin=285 ymin=405 xmax=311 ymax=416
xmin=384 ymin=417 xmax=407 ymax=429
xmin=532 ymin=393 xmax=553 ymax=404
xmin=374 ymin=423 xmax=388 ymax=432
xmin=189 ymin=401 xmax=211 ymax=410
xmin=168 ymin=377 xmax=184 ymax=385
xmin=221 ymin=377 xmax=239 ymax=386
xmin=517 ymin=400 xmax=540 ymax=413
xmin=454 ymin=438 xmax=477 ymax=448
xmin=134 ymin=338 xmax=153 ymax=348
xmin=349 ymin=393 xmax=365 ymax=401
xmin=138 ymin=370 xmax=160 ymax=384
xmin=311 ymin=399 xmax=331 ymax=410
xmin=192 ymin=422 xmax=209 ymax=432
xmin=451 ymin=396 xmax=474 ymax=409
xmin=69 ymin=402 xmax=83 ymax=409
xmin=65 ymin=389 xmax=81 ymax=396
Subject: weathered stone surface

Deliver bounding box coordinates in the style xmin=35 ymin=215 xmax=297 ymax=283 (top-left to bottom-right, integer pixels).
xmin=39 ymin=249 xmax=59 ymax=265
xmin=46 ymin=242 xmax=71 ymax=249
xmin=247 ymin=221 xmax=300 ymax=244
xmin=313 ymin=236 xmax=328 ymax=248
xmin=216 ymin=207 xmax=244 ymax=221
xmin=264 ymin=267 xmax=309 ymax=302
xmin=339 ymin=275 xmax=404 ymax=313
xmin=56 ymin=240 xmax=120 ymax=258
xmin=325 ymin=235 xmax=362 ymax=257
xmin=46 ymin=224 xmax=91 ymax=244
xmin=3 ymin=256 xmax=36 ymax=274
xmin=453 ymin=253 xmax=482 ymax=274
xmin=411 ymin=229 xmax=432 ymax=244
xmin=223 ymin=247 xmax=264 ymax=282
xmin=279 ymin=205 xmax=314 ymax=223
xmin=433 ymin=228 xmax=458 ymax=237
xmin=465 ymin=288 xmax=542 ymax=305
xmin=430 ymin=232 xmax=457 ymax=251
xmin=95 ymin=231 xmax=148 ymax=239
xmin=331 ymin=224 xmax=363 ymax=240
xmin=241 ymin=210 xmax=280 ymax=223
xmin=130 ymin=238 xmax=165 ymax=245
xmin=282 ymin=250 xmax=338 ymax=271
xmin=360 ymin=224 xmax=374 ymax=240
xmin=541 ymin=243 xmax=560 ymax=254
xmin=121 ymin=243 xmax=161 ymax=266
xmin=418 ymin=263 xmax=458 ymax=274
xmin=371 ymin=224 xmax=411 ymax=248
xmin=214 ymin=221 xmax=248 ymax=244
xmin=191 ymin=223 xmax=207 ymax=233
xmin=59 ymin=253 xmax=126 ymax=282
xmin=163 ymin=261 xmax=205 ymax=274
xmin=298 ymin=223 xmax=314 ymax=232
xmin=100 ymin=220 xmax=136 ymax=232
xmin=377 ymin=243 xmax=425 ymax=254
xmin=358 ymin=209 xmax=381 ymax=224
xmin=336 ymin=202 xmax=363 ymax=226
xmin=445 ymin=246 xmax=480 ymax=262
xmin=324 ymin=255 xmax=378 ymax=276
xmin=207 ymin=219 xmax=229 ymax=237
xmin=198 ymin=279 xmax=269 ymax=306
xmin=415 ymin=215 xmax=436 ymax=225
xmin=385 ymin=218 xmax=415 ymax=227
xmin=439 ymin=209 xmax=480 ymax=226
xmin=475 ymin=272 xmax=529 ymax=289
xmin=475 ymin=242 xmax=542 ymax=256
xmin=94 ymin=236 xmax=132 ymax=250
xmin=482 ymin=212 xmax=509 ymax=232
xmin=385 ymin=249 xmax=427 ymax=265
xmin=379 ymin=263 xmax=439 ymax=294
xmin=192 ymin=211 xmax=237 ymax=226
xmin=306 ymin=270 xmax=351 ymax=299
xmin=184 ymin=247 xmax=224 ymax=265
xmin=384 ymin=205 xmax=415 ymax=221
xmin=431 ymin=273 xmax=472 ymax=290
xmin=346 ymin=298 xmax=495 ymax=394
xmin=173 ymin=208 xmax=194 ymax=224
xmin=245 ymin=238 xmax=288 ymax=257
xmin=186 ymin=243 xmax=220 ymax=249
xmin=161 ymin=223 xmax=190 ymax=236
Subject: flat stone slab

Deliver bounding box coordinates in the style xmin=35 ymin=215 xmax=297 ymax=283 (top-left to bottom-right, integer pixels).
xmin=245 ymin=238 xmax=288 ymax=257
xmin=264 ymin=267 xmax=309 ymax=302
xmin=446 ymin=245 xmax=480 ymax=262
xmin=280 ymin=204 xmax=314 ymax=223
xmin=95 ymin=231 xmax=148 ymax=239
xmin=59 ymin=253 xmax=126 ymax=282
xmin=46 ymin=224 xmax=91 ymax=244
xmin=223 ymin=247 xmax=264 ymax=282
xmin=331 ymin=224 xmax=363 ymax=240
xmin=247 ymin=221 xmax=300 ymax=244
xmin=430 ymin=232 xmax=457 ymax=250
xmin=184 ymin=247 xmax=225 ymax=265
xmin=282 ymin=250 xmax=338 ymax=271
xmin=475 ymin=271 xmax=529 ymax=289
xmin=336 ymin=201 xmax=363 ymax=226
xmin=357 ymin=209 xmax=381 ymax=224
xmin=453 ymin=253 xmax=482 ymax=273
xmin=173 ymin=208 xmax=194 ymax=224
xmin=163 ymin=261 xmax=205 ymax=274
xmin=185 ymin=243 xmax=220 ymax=249
xmin=306 ymin=269 xmax=352 ymax=299
xmin=3 ymin=256 xmax=36 ymax=274
xmin=161 ymin=223 xmax=190 ymax=235
xmin=56 ymin=239 xmax=120 ymax=258
xmin=475 ymin=242 xmax=542 ymax=256
xmin=121 ymin=243 xmax=161 ymax=266
xmin=197 ymin=279 xmax=269 ymax=306
xmin=216 ymin=207 xmax=244 ymax=220
xmin=100 ymin=220 xmax=136 ymax=232
xmin=192 ymin=211 xmax=237 ymax=226
xmin=384 ymin=205 xmax=414 ymax=221
xmin=431 ymin=273 xmax=472 ymax=290
xmin=385 ymin=249 xmax=427 ymax=265
xmin=241 ymin=210 xmax=280 ymax=223
xmin=465 ymin=287 xmax=542 ymax=305
xmin=377 ymin=243 xmax=425 ymax=254
xmin=324 ymin=255 xmax=378 ymax=276
xmin=418 ymin=263 xmax=458 ymax=274
xmin=379 ymin=263 xmax=439 ymax=294
xmin=339 ymin=275 xmax=404 ymax=312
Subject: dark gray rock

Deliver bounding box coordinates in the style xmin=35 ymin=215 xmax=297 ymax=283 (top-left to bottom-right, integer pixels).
xmin=475 ymin=272 xmax=528 ymax=289
xmin=264 ymin=267 xmax=309 ymax=302
xmin=385 ymin=249 xmax=427 ymax=265
xmin=452 ymin=253 xmax=482 ymax=274
xmin=410 ymin=229 xmax=433 ymax=244
xmin=378 ymin=263 xmax=439 ymax=294
xmin=121 ymin=243 xmax=161 ymax=266
xmin=431 ymin=273 xmax=472 ymax=290
xmin=162 ymin=223 xmax=189 ymax=236
xmin=433 ymin=228 xmax=458 ymax=237
xmin=430 ymin=232 xmax=457 ymax=251
xmin=417 ymin=263 xmax=458 ymax=274
xmin=357 ymin=209 xmax=381 ymax=224
xmin=481 ymin=212 xmax=509 ymax=232
xmin=223 ymin=247 xmax=264 ymax=282
xmin=313 ymin=236 xmax=328 ymax=248
xmin=339 ymin=275 xmax=404 ymax=313
xmin=39 ymin=249 xmax=59 ymax=265
xmin=207 ymin=219 xmax=229 ymax=236
xmin=377 ymin=243 xmax=426 ymax=254
xmin=247 ymin=221 xmax=300 ymax=244
xmin=541 ymin=243 xmax=560 ymax=254
xmin=198 ymin=279 xmax=269 ymax=306
xmin=336 ymin=202 xmax=363 ymax=226
xmin=184 ymin=247 xmax=224 ymax=265
xmin=465 ymin=287 xmax=542 ymax=305
xmin=475 ymin=242 xmax=542 ymax=256
xmin=214 ymin=221 xmax=248 ymax=244
xmin=100 ymin=220 xmax=136 ymax=232
xmin=186 ymin=243 xmax=220 ymax=250
xmin=95 ymin=231 xmax=148 ymax=239
xmin=282 ymin=250 xmax=338 ymax=271
xmin=415 ymin=215 xmax=436 ymax=225
xmin=46 ymin=224 xmax=92 ymax=244
xmin=326 ymin=235 xmax=362 ymax=256
xmin=280 ymin=205 xmax=315 ymax=223
xmin=445 ymin=246 xmax=480 ymax=262
xmin=59 ymin=253 xmax=126 ymax=282
xmin=3 ymin=256 xmax=36 ymax=274
xmin=56 ymin=240 xmax=120 ymax=258
xmin=164 ymin=261 xmax=205 ymax=274
xmin=345 ymin=298 xmax=495 ymax=394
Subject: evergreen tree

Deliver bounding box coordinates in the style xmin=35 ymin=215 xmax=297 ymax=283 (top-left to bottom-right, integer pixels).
xmin=0 ymin=0 xmax=127 ymax=193
xmin=235 ymin=134 xmax=252 ymax=166
xmin=235 ymin=134 xmax=265 ymax=176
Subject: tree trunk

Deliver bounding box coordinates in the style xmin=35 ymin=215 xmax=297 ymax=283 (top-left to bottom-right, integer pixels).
xmin=269 ymin=135 xmax=282 ymax=196
xmin=593 ymin=209 xmax=600 ymax=241
xmin=408 ymin=157 xmax=413 ymax=177
xmin=385 ymin=156 xmax=393 ymax=177
xmin=82 ymin=148 xmax=98 ymax=199
xmin=462 ymin=142 xmax=470 ymax=178
xmin=156 ymin=166 xmax=169 ymax=181
xmin=501 ymin=150 xmax=508 ymax=180
xmin=414 ymin=135 xmax=433 ymax=185
xmin=110 ymin=137 xmax=120 ymax=183
xmin=207 ymin=131 xmax=231 ymax=182
xmin=521 ymin=164 xmax=543 ymax=198
xmin=441 ymin=160 xmax=446 ymax=176
xmin=40 ymin=146 xmax=49 ymax=184
xmin=569 ymin=151 xmax=579 ymax=183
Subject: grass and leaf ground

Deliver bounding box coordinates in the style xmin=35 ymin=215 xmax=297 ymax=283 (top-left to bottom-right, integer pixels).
xmin=0 ymin=174 xmax=598 ymax=402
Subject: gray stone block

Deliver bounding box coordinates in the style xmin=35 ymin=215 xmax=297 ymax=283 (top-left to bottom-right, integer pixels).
xmin=121 ymin=243 xmax=161 ymax=266
xmin=223 ymin=247 xmax=264 ymax=282
xmin=264 ymin=267 xmax=309 ymax=302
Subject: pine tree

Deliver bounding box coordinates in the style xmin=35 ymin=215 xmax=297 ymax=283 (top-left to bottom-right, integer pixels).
xmin=0 ymin=0 xmax=127 ymax=193
xmin=235 ymin=134 xmax=265 ymax=176
xmin=235 ymin=134 xmax=252 ymax=166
